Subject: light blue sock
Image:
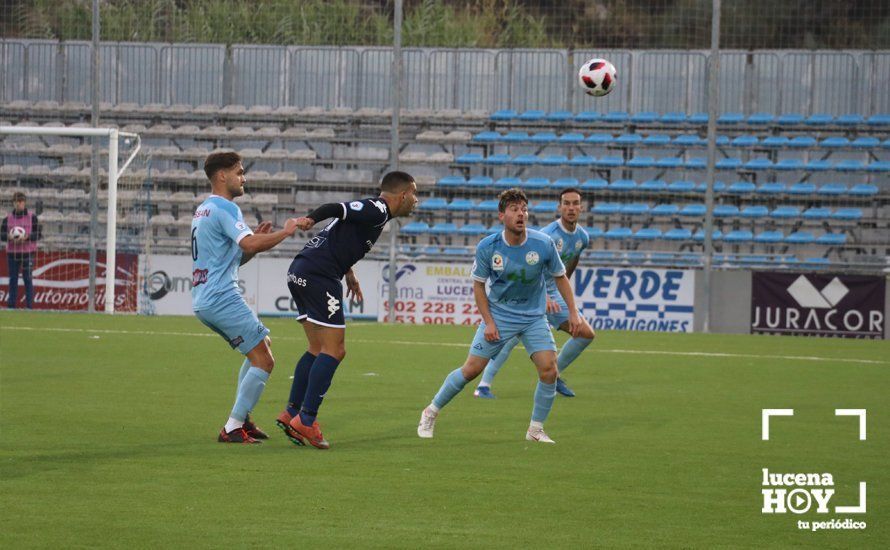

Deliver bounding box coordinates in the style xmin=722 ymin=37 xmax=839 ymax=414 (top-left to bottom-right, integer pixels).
xmin=432 ymin=368 xmax=468 ymax=410
xmin=557 ymin=337 xmax=593 ymax=374
xmin=237 ymin=358 xmax=251 ymax=388
xmin=531 ymin=381 xmax=557 ymax=423
xmin=480 ymin=336 xmax=520 ymax=386
xmin=230 ymin=366 xmax=270 ymax=422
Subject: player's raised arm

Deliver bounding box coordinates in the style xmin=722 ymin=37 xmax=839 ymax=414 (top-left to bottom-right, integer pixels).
xmin=238 ymin=218 xmax=300 ymax=255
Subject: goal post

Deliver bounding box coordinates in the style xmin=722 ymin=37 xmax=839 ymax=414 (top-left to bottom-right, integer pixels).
xmin=0 ymin=125 xmax=141 ymax=314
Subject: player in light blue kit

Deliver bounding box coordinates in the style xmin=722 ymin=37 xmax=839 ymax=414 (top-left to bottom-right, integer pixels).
xmin=191 ymin=151 xmax=300 ymax=444
xmin=474 ymin=187 xmax=596 ymax=399
xmin=418 ymin=188 xmax=582 ymax=443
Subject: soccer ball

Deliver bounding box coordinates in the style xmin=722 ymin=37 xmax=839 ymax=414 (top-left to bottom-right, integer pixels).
xmin=578 ymin=58 xmax=617 ymax=97
xmin=9 ymin=226 xmax=26 ymax=241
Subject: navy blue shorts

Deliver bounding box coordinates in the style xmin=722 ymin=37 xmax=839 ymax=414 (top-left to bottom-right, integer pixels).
xmin=287 ymin=260 xmax=345 ymax=328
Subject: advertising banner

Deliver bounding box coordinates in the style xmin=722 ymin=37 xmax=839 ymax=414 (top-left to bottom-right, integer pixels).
xmin=375 ymin=262 xmax=482 ymax=325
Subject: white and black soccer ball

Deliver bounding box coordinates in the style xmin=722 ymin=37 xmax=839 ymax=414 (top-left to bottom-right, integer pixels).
xmin=9 ymin=226 xmax=26 ymax=241
xmin=578 ymin=58 xmax=617 ymax=97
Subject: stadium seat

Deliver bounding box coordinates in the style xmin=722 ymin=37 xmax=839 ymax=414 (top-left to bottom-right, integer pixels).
xmin=468 ymin=176 xmax=495 ymax=188
xmin=663 ymin=228 xmax=693 ymax=240
xmin=718 ymin=112 xmax=744 ymax=124
xmin=655 ymin=157 xmax=684 ymax=169
xmin=651 ymin=204 xmax=679 ymax=217
xmin=602 ymin=111 xmax=629 ymax=123
xmin=680 ymin=204 xmax=707 ymax=217
xmin=770 ymin=206 xmax=801 ymax=219
xmin=747 ymin=112 xmax=774 ymax=125
xmin=693 ymin=229 xmax=723 ymax=241
xmin=727 ymin=181 xmax=756 ymax=194
xmin=531 ymin=200 xmax=559 ymax=213
xmin=581 ymin=178 xmax=609 ymax=191
xmin=802 ymin=257 xmax=831 ymax=267
xmin=788 ymin=136 xmax=816 ymax=148
xmin=816 ymin=183 xmax=847 ymax=196
xmin=585 ymin=133 xmax=614 ymax=145
xmin=714 ymin=205 xmax=740 ymax=217
xmin=458 ymin=223 xmax=488 ymax=235
xmin=738 ymin=255 xmax=770 ymax=266
xmin=806 ymin=159 xmax=831 ymax=172
xmin=836 ymin=114 xmax=864 ymax=126
xmin=787 ymin=182 xmax=816 ymax=195
xmin=715 ymin=135 xmax=731 ymax=146
xmin=850 ymin=137 xmax=880 ymax=149
xmin=596 ymin=156 xmax=624 ymax=167
xmin=627 ymin=156 xmax=655 ymax=168
xmin=731 ymin=135 xmax=759 ymax=147
xmin=575 ymin=111 xmax=601 ymax=123
xmin=586 ymin=227 xmax=604 ymax=240
xmin=604 ymin=227 xmax=633 ymax=239
xmin=757 ymin=182 xmax=786 ymax=194
xmin=420 ymin=246 xmax=440 ymax=255
xmin=754 ymin=231 xmax=784 ymax=244
xmin=849 ymin=183 xmax=878 ymax=196
xmin=820 ymin=137 xmax=849 ymax=148
xmin=568 ymin=155 xmax=596 ymax=166
xmin=490 ymin=109 xmax=517 ymax=121
xmin=688 ymin=112 xmax=709 ymax=124
xmin=478 ymin=200 xmax=500 ymax=212
xmin=867 ymin=161 xmax=890 ymax=172
xmin=785 ymin=231 xmax=816 ymax=244
xmin=447 ymin=199 xmax=476 ymax=211
xmin=724 ymin=230 xmax=754 ymax=243
xmin=673 ymin=134 xmax=703 ymax=146
xmin=473 ymin=131 xmax=501 ymax=142
xmin=643 ymin=134 xmax=671 ymax=146
xmin=866 ymin=113 xmax=890 ymax=126
xmin=816 ymin=233 xmax=847 ymax=245
xmin=660 ymin=112 xmax=687 ymax=124
xmin=418 ymin=197 xmax=447 ymax=211
xmin=524 ymin=177 xmax=550 ymax=189
xmin=401 ymin=222 xmax=430 ymax=234
xmin=668 ymin=180 xmax=696 ymax=192
xmin=511 ymin=154 xmax=539 ymax=166
xmin=761 ymin=136 xmax=790 ymax=148
xmin=552 ymin=177 xmax=580 ymax=189
xmin=631 ymin=111 xmax=658 ymax=124
xmin=633 ymin=228 xmax=662 ymax=240
xmin=621 ymin=203 xmax=650 ymax=216
xmin=740 ymin=206 xmax=769 ymax=218
xmin=540 ymin=154 xmax=569 ymax=166
xmin=443 ymin=247 xmax=466 ymax=255
xmin=530 ymin=132 xmax=557 ymax=143
xmin=504 ymin=131 xmax=530 ymax=142
xmin=615 ymin=134 xmax=643 ymax=146
xmin=744 ymin=158 xmax=773 ymax=170
xmin=430 ymin=222 xmax=458 ymax=235
xmin=558 ymin=133 xmax=585 ymax=144
xmin=775 ymin=159 xmax=804 ymax=171
xmin=805 ymin=113 xmax=834 ymax=125
xmin=835 ymin=159 xmax=864 ymax=172
xmin=716 ymin=158 xmax=742 ymax=170
xmin=639 ymin=179 xmax=668 ymax=191
xmin=484 ymin=153 xmax=511 ymax=165
xmin=803 ymin=207 xmax=832 ymax=220
xmin=777 ymin=113 xmax=804 ymax=125
xmin=609 ymin=179 xmax=637 ymax=192
xmin=437 ymin=175 xmax=466 ymax=187
xmin=546 ymin=110 xmax=573 ymax=122
xmin=685 ymin=157 xmax=707 ymax=169
xmin=456 ymin=153 xmax=484 ymax=164
xmin=518 ymin=110 xmax=546 ymax=121
xmin=831 ymin=208 xmax=862 ymax=221
xmin=592 ymin=202 xmax=622 ymax=215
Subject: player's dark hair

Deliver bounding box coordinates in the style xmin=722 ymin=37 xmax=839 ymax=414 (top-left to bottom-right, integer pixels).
xmin=203 ymin=151 xmax=242 ymax=180
xmin=498 ymin=188 xmax=528 ymax=212
xmin=380 ymin=171 xmax=415 ymax=193
xmin=559 ymin=187 xmax=583 ymax=203
xmin=13 ymin=191 xmax=26 ymax=202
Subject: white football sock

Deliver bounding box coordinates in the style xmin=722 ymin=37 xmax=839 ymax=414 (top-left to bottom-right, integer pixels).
xmin=224 ymin=417 xmax=245 ymax=433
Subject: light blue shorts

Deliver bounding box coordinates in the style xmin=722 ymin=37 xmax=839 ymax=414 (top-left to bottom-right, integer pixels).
xmin=195 ymin=296 xmax=269 ymax=355
xmin=546 ymin=292 xmax=580 ymax=329
xmin=469 ymin=313 xmax=556 ymax=359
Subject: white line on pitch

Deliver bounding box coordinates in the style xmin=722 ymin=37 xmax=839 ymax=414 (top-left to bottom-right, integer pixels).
xmin=2 ymin=325 xmax=886 ymax=365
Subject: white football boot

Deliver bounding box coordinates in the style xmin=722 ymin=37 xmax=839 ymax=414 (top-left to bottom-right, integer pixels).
xmin=525 ymin=425 xmax=555 ymax=444
xmin=417 ymin=407 xmax=438 ymax=439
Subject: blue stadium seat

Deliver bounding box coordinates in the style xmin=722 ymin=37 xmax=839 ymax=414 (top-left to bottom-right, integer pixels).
xmin=503 ymin=131 xmax=529 ymax=142
xmin=757 ymin=182 xmax=786 ymax=194
xmin=732 ymin=135 xmax=759 ymax=147
xmin=880 ymin=139 xmax=890 ymax=149
xmin=693 ymin=229 xmax=723 ymax=241
xmin=584 ymin=132 xmax=613 ymax=144
xmin=849 ymin=183 xmax=878 ymax=196
xmin=493 ymin=176 xmax=519 ymax=189
xmin=558 ymin=133 xmax=585 ymax=144
xmin=633 ymin=228 xmax=662 ymax=240
xmin=747 ymin=112 xmax=774 ymax=125
xmin=568 ymin=155 xmax=596 ymax=166
xmin=802 ymin=257 xmax=831 ymax=267
xmin=740 ymin=206 xmax=769 ymax=218
xmin=401 ymin=221 xmax=430 ymax=234
xmin=867 ymin=161 xmax=890 ymax=172
xmin=484 ymin=153 xmax=511 ymax=165
xmin=685 ymin=157 xmax=707 ymax=169
xmin=727 ymin=181 xmax=756 ymax=194
xmin=805 ymin=113 xmax=833 ymax=126
xmin=627 ymin=156 xmax=655 ymax=168
xmin=724 ymin=230 xmax=754 ymax=243
xmin=777 ymin=113 xmax=804 ymax=125
xmin=546 ymin=110 xmax=573 ymax=122
xmin=586 ymin=227 xmax=604 ymax=240
xmin=715 ymin=135 xmax=731 ymax=146
xmin=761 ymin=136 xmax=790 ymax=148
xmin=655 ymin=157 xmax=684 ymax=169
xmin=688 ymin=112 xmax=709 ymax=124
xmin=458 ymin=223 xmax=488 ymax=235
xmin=456 ymin=153 xmax=484 ymax=164
xmin=421 ymin=246 xmax=441 ymax=255
xmin=524 ymin=177 xmax=550 ymax=190
xmin=779 ymin=255 xmax=800 ymax=266
xmin=467 ymin=175 xmax=494 ymax=188
xmin=850 ymin=137 xmax=880 ymax=149
xmin=770 ymin=206 xmax=801 ymax=219
xmin=739 ymin=255 xmax=771 ymax=266
xmin=511 ymin=154 xmax=539 ymax=166
xmin=718 ymin=112 xmax=744 ymax=124
xmin=530 ymin=132 xmax=557 ymax=143
xmin=836 ymin=114 xmax=864 ymax=126
xmin=592 ymin=202 xmax=622 ymax=215
xmin=631 ymin=111 xmax=658 ymax=124
xmin=552 ymin=177 xmax=580 ymax=189
xmin=744 ymin=158 xmax=773 ymax=170
xmin=478 ymin=200 xmax=500 ymax=212
xmin=540 ymin=154 xmax=569 ymax=166
xmin=660 ymin=112 xmax=687 ymax=124
xmin=437 ymin=175 xmax=466 ymax=187
xmin=867 ymin=113 xmax=890 ymax=126
xmin=447 ymin=199 xmax=476 ymax=211
xmin=754 ymin=231 xmax=784 ymax=244
xmin=694 ymin=181 xmax=727 ymax=193
xmin=805 ymin=159 xmax=831 ymax=172
xmin=518 ymin=110 xmax=546 ymax=121
xmin=473 ymin=131 xmax=501 ymax=142
xmin=831 ymin=208 xmax=862 ymax=221
xmin=816 ymin=183 xmax=847 ymax=196
xmin=820 ymin=137 xmax=850 ymax=148
xmin=621 ymin=203 xmax=650 ymax=216
xmin=490 ymin=109 xmax=517 ymax=121
xmin=835 ymin=159 xmax=864 ymax=172
xmin=775 ymin=159 xmax=804 ymax=171
xmin=615 ymin=134 xmax=643 ymax=145
xmin=803 ymin=207 xmax=832 ymax=220
xmin=581 ymin=178 xmax=609 ymax=191
xmin=531 ymin=200 xmax=558 ymax=213
xmin=674 ymin=134 xmax=703 ymax=146
xmin=574 ymin=111 xmax=601 ymax=123
xmin=609 ymin=179 xmax=637 ymax=192
xmin=651 ymin=204 xmax=679 ymax=216
xmin=789 ymin=136 xmax=816 ymax=148
xmin=786 ymin=231 xmax=815 ymax=244
xmin=714 ymin=205 xmax=740 ymax=217
xmin=663 ymin=228 xmax=693 ymax=240
xmin=680 ymin=204 xmax=707 ymax=217
xmin=605 ymin=227 xmax=633 ymax=239
xmin=418 ymin=197 xmax=448 ymax=211
xmin=643 ymin=134 xmax=671 ymax=146
xmin=816 ymin=233 xmax=847 ymax=245
xmin=430 ymin=222 xmax=458 ymax=235
xmin=591 ymin=250 xmax=619 ymax=262
xmin=602 ymin=111 xmax=629 ymax=123
xmin=639 ymin=179 xmax=668 ymax=191
xmin=787 ymin=182 xmax=816 ymax=195
xmin=716 ymin=158 xmax=742 ymax=170
xmin=596 ymin=156 xmax=624 ymax=167
xmin=443 ymin=247 xmax=466 ymax=256
xmin=667 ymin=180 xmax=696 ymax=192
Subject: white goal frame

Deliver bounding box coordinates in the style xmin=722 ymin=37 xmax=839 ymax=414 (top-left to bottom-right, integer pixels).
xmin=0 ymin=126 xmax=141 ymax=314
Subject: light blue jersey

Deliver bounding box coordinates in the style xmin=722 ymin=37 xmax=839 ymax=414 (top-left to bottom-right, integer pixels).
xmin=191 ymin=195 xmax=253 ymax=311
xmin=540 ymin=220 xmax=589 ymax=296
xmin=471 ymin=229 xmax=566 ymax=319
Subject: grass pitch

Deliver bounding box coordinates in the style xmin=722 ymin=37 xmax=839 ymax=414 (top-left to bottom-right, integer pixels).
xmin=1 ymin=311 xmax=888 ymax=548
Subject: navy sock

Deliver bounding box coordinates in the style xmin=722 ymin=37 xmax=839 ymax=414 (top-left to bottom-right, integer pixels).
xmin=299 ymin=353 xmax=340 ymax=425
xmin=287 ymin=351 xmax=316 ymax=416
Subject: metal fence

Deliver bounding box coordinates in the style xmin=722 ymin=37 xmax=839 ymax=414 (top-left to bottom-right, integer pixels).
xmin=2 ymin=40 xmax=888 ymax=116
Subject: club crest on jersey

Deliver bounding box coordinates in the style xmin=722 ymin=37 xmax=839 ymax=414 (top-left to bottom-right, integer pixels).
xmin=575 ymin=240 xmax=583 ymax=250
xmin=350 ymin=201 xmax=364 ymax=211
xmin=526 ymin=251 xmax=539 ymax=265
xmin=492 ymin=253 xmax=505 ymax=271
xmin=555 ymin=238 xmax=564 ymax=252
xmin=235 ymin=221 xmax=247 ymax=231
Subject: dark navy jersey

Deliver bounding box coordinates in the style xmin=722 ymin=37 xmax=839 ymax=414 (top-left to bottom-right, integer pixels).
xmin=296 ymin=197 xmax=392 ymax=278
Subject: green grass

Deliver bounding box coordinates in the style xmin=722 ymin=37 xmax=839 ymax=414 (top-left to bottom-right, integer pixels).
xmin=1 ymin=311 xmax=888 ymax=548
